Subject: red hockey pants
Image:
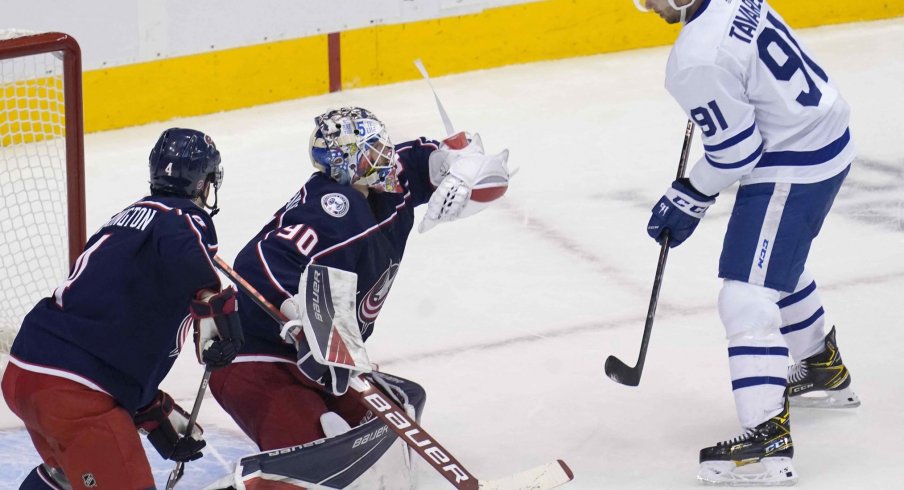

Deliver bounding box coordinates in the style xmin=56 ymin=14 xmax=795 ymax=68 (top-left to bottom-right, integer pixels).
xmin=1 ymin=362 xmax=155 ymax=489
xmin=209 ymin=361 xmax=369 ymax=450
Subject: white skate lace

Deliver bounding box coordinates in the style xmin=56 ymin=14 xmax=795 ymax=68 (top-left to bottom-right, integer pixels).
xmin=788 ymin=362 xmax=808 ymax=384
xmin=720 ymin=429 xmax=755 ymax=446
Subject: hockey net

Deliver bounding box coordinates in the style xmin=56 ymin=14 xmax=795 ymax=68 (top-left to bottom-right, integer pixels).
xmin=0 ymin=30 xmax=85 ymax=355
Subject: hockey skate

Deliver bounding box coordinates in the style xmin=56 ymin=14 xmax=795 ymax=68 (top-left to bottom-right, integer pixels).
xmin=788 ymin=326 xmax=860 ymax=409
xmin=697 ymin=397 xmax=797 ymax=487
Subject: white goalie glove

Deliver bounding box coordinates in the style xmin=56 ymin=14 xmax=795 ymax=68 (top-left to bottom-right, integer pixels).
xmin=419 ymin=133 xmax=511 ymax=233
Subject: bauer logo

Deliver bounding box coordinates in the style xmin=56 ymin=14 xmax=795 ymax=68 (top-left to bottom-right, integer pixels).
xmin=364 ymin=390 xmax=470 ymax=484
xmin=321 ymin=193 xmax=350 ymax=218
xmin=352 ymin=425 xmax=389 ymax=448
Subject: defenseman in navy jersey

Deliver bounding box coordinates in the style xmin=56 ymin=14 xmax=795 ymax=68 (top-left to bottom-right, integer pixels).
xmin=634 ymin=0 xmax=860 ymax=485
xmin=2 ymin=128 xmax=244 ymax=490
xmin=209 ymin=107 xmax=510 ymax=485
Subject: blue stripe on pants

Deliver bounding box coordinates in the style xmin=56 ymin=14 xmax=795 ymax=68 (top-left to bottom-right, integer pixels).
xmin=728 ymin=346 xmax=789 ymax=357
xmin=732 ymin=376 xmax=787 ymax=390
xmin=777 ymin=280 xmax=816 ymax=308
xmin=780 ymin=307 xmax=825 ymax=334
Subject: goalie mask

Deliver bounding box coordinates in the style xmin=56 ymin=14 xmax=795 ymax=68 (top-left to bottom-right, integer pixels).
xmin=309 ymin=107 xmax=400 ymax=193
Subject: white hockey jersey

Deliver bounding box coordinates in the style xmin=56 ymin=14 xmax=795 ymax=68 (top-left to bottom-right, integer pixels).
xmin=666 ymin=0 xmax=855 ymax=197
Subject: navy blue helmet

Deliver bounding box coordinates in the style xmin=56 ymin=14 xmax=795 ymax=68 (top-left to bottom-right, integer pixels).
xmin=149 ymin=128 xmax=223 ymax=212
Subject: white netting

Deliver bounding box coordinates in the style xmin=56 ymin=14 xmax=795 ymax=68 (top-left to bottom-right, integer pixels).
xmin=0 ymin=30 xmax=71 ymax=353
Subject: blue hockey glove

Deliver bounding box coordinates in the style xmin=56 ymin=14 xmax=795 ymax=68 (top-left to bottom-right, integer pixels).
xmin=191 ymin=287 xmax=244 ymax=368
xmin=133 ymin=391 xmax=205 ymax=462
xmin=647 ymin=178 xmax=716 ymax=248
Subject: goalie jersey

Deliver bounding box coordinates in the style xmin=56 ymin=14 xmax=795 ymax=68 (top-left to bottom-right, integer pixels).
xmin=8 ymin=196 xmax=221 ymax=413
xmin=669 ymin=0 xmax=855 ymax=197
xmin=233 ymin=138 xmax=440 ymax=359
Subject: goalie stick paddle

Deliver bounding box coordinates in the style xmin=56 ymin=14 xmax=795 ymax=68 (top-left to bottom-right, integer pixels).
xmin=213 ymin=255 xmax=574 ymax=489
xmin=604 ymin=120 xmax=695 ymax=387
xmin=165 ymin=365 xmax=213 ymax=490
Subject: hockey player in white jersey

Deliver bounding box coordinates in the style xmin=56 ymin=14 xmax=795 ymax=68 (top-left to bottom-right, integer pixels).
xmin=634 ymin=0 xmax=860 ymax=485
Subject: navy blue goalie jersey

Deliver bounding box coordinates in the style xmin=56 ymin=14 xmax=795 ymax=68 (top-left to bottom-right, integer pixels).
xmin=233 ymin=138 xmax=440 ymax=360
xmin=9 ymin=196 xmax=221 ymax=413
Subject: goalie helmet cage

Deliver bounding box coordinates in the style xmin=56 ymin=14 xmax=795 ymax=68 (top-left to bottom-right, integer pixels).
xmin=0 ymin=31 xmax=86 ymax=353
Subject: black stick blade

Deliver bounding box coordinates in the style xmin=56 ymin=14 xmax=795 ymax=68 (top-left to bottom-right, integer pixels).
xmin=605 ymin=355 xmax=641 ymax=387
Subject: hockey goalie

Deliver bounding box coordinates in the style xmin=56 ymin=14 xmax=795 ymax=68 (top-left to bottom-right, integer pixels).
xmin=205 ymin=107 xmax=511 ymax=489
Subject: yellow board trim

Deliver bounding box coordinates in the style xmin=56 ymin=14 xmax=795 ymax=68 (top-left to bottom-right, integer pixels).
xmin=78 ymin=0 xmax=904 ymax=132
xmin=83 ymin=35 xmax=328 ymax=133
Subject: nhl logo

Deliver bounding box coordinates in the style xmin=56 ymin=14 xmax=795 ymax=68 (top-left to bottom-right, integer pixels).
xmin=321 ymin=193 xmax=350 ymax=218
xmin=82 ymin=472 xmax=97 ymax=488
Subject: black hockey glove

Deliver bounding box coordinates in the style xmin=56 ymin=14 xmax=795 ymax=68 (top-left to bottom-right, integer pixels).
xmin=133 ymin=391 xmax=205 ymax=462
xmin=191 ymin=287 xmax=244 ymax=368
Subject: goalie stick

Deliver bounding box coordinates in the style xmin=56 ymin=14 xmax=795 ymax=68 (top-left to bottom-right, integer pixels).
xmin=165 ymin=365 xmax=213 ymax=490
xmin=414 ymin=58 xmax=469 ymax=150
xmin=212 ymin=255 xmax=574 ymax=490
xmin=604 ymin=120 xmax=694 ymax=387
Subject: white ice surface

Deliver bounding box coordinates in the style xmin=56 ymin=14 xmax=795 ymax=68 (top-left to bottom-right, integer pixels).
xmin=2 ymin=17 xmax=903 ymax=490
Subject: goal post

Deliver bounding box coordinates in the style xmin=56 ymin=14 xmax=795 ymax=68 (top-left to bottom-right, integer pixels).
xmin=0 ymin=31 xmax=86 ymax=352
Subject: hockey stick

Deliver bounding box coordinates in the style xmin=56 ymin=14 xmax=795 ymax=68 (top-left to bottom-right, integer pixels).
xmin=414 ymin=58 xmax=469 ymax=149
xmin=604 ymin=119 xmax=695 ymax=387
xmin=213 ymin=255 xmax=573 ymax=490
xmin=165 ymin=365 xmax=213 ymax=490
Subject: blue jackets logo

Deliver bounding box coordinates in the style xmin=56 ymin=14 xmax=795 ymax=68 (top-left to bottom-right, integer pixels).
xmin=321 ymin=193 xmax=350 ymax=218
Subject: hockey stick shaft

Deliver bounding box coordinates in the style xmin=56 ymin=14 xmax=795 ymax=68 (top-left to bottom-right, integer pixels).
xmin=165 ymin=365 xmax=213 ymax=490
xmin=605 ymin=120 xmax=694 ymax=386
xmin=414 ymin=58 xmax=469 ymax=150
xmin=414 ymin=58 xmax=456 ymax=137
xmin=213 ymin=255 xmax=572 ymax=489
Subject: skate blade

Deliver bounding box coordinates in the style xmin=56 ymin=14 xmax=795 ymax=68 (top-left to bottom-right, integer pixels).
xmin=790 ymin=387 xmax=860 ymax=409
xmin=698 ymin=457 xmax=798 ymax=487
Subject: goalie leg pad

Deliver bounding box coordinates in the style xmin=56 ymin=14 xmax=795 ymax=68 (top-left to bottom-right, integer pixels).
xmin=20 ymin=465 xmax=69 ymax=490
xmin=320 ymin=411 xmax=352 ymax=438
xmin=214 ymin=373 xmax=426 ymax=490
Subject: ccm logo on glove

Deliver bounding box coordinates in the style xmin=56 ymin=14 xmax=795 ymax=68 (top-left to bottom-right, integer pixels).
xmin=647 ymin=178 xmax=717 ymax=248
